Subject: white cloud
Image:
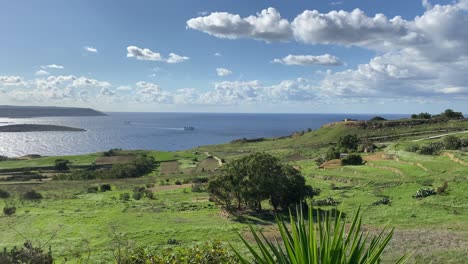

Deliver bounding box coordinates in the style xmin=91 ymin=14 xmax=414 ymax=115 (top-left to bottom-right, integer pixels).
xmin=127 ymin=46 xmax=163 ymax=61
xmin=116 ymin=85 xmax=132 ymax=91
xmin=167 ymin=53 xmax=189 ymax=63
xmin=186 ymin=7 xmax=292 ymax=42
xmin=216 ymin=68 xmax=233 ymax=76
xmin=272 ymin=54 xmax=343 ymax=66
xmin=42 ymin=64 xmax=64 ymax=69
xmin=0 ymin=76 xmax=25 ymax=86
xmin=127 ymin=46 xmax=189 ymax=63
xmin=35 ymin=70 xmax=50 ymax=76
xmin=84 ymin=46 xmax=98 ymax=53
xmin=214 ymin=52 xmax=222 ymax=56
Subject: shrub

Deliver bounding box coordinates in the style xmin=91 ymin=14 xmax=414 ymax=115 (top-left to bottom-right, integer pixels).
xmin=405 ymin=144 xmax=420 ymax=152
xmin=443 ymin=136 xmax=461 ymax=150
xmin=144 ymin=190 xmax=154 ymax=199
xmin=54 ymin=159 xmax=70 ymax=171
xmin=413 ymin=188 xmax=437 ymax=199
xmin=234 ymin=205 xmax=408 ymax=264
xmin=325 ymin=147 xmax=340 ymax=160
xmin=337 ymin=134 xmax=360 ymax=152
xmin=132 ymin=191 xmax=143 ymax=200
xmin=436 ymin=181 xmax=448 ymax=194
xmin=313 ymin=197 xmax=340 ymax=206
xmin=100 ymin=184 xmax=111 ymax=192
xmin=120 ymin=193 xmax=130 ymax=201
xmin=191 ymin=182 xmax=205 ymax=193
xmin=419 ymin=142 xmax=443 ymax=155
xmin=22 ymin=190 xmax=43 ymax=200
xmin=0 ymin=189 xmax=10 ymax=199
xmin=341 ymin=154 xmax=363 ymax=165
xmin=0 ymin=242 xmax=53 ymax=264
xmin=3 ymin=206 xmax=16 ymax=216
xmin=372 ymin=198 xmax=392 ymax=206
xmin=86 ymin=186 xmax=98 ymax=193
xmin=175 ymin=180 xmax=182 ymax=185
xmin=167 ymin=238 xmax=180 ymax=245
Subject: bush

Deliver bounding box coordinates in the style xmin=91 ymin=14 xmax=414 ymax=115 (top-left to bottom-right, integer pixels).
xmin=0 ymin=189 xmax=10 ymax=199
xmin=405 ymin=144 xmax=420 ymax=152
xmin=120 ymin=193 xmax=130 ymax=201
xmin=443 ymin=136 xmax=461 ymax=150
xmin=3 ymin=206 xmax=16 ymax=216
xmin=0 ymin=242 xmax=53 ymax=263
xmin=122 ymin=240 xmax=237 ymax=264
xmin=413 ymin=188 xmax=437 ymax=199
xmin=337 ymin=134 xmax=359 ymax=152
xmin=191 ymin=182 xmax=205 ymax=193
xmin=54 ymin=159 xmax=69 ymax=171
xmin=86 ymin=186 xmax=99 ymax=193
xmin=175 ymin=180 xmax=182 ymax=185
xmin=419 ymin=142 xmax=443 ymax=155
xmin=341 ymin=154 xmax=363 ymax=165
xmin=22 ymin=190 xmax=43 ymax=200
xmin=372 ymin=198 xmax=392 ymax=206
xmin=313 ymin=197 xmax=340 ymax=206
xmin=100 ymin=184 xmax=111 ymax=192
xmin=167 ymin=238 xmax=180 ymax=245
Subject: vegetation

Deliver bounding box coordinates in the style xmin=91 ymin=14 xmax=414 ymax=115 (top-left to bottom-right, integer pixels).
xmin=234 ymin=206 xmax=408 ymax=264
xmin=3 ymin=205 xmax=16 ymax=216
xmin=341 ymin=154 xmax=363 ymax=165
xmin=0 ymin=189 xmax=10 ymax=199
xmin=208 ymin=153 xmax=315 ymax=211
xmin=54 ymin=159 xmax=69 ymax=171
xmin=337 ymin=134 xmax=359 ymax=152
xmin=21 ymin=190 xmax=43 ymax=200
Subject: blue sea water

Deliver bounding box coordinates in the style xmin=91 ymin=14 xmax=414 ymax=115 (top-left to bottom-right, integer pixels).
xmin=0 ymin=112 xmax=407 ymax=157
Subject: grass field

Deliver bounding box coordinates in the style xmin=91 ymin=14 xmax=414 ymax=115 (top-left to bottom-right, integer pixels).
xmin=1 ymin=120 xmax=468 ymax=263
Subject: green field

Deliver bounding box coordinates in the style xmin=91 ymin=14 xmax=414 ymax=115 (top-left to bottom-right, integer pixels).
xmin=1 ymin=119 xmax=468 ymax=263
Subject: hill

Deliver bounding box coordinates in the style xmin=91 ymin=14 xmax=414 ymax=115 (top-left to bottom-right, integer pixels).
xmin=0 ymin=124 xmax=85 ymax=132
xmin=0 ymin=105 xmax=106 ymax=118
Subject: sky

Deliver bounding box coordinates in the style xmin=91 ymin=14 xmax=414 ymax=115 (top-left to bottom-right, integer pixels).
xmin=0 ymin=0 xmax=467 ymax=114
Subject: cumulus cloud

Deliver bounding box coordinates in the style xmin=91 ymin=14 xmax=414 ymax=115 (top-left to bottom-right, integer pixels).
xmin=127 ymin=46 xmax=162 ymax=61
xmin=273 ymin=54 xmax=343 ymax=66
xmin=0 ymin=76 xmax=25 ymax=86
xmin=127 ymin=46 xmax=189 ymax=63
xmin=188 ymin=1 xmax=468 ymax=102
xmin=186 ymin=7 xmax=292 ymax=42
xmin=216 ymin=68 xmax=233 ymax=76
xmin=35 ymin=70 xmax=50 ymax=76
xmin=167 ymin=53 xmax=189 ymax=63
xmin=84 ymin=46 xmax=98 ymax=53
xmin=117 ymin=85 xmax=132 ymax=91
xmin=42 ymin=64 xmax=64 ymax=69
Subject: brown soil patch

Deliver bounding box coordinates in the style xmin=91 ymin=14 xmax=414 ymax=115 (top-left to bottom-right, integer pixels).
xmin=319 ymin=159 xmax=341 ymax=169
xmin=363 ymin=152 xmax=387 ymax=162
xmin=197 ymin=157 xmax=220 ymax=172
xmin=95 ymin=155 xmax=136 ymax=165
xmin=287 ymin=153 xmax=306 ymax=162
xmin=160 ymin=161 xmax=180 ymax=175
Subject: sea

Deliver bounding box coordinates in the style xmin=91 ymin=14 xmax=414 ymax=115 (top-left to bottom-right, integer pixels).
xmin=0 ymin=112 xmax=407 ymax=157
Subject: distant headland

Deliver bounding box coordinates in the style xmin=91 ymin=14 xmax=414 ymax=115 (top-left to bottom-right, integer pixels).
xmin=0 ymin=105 xmax=106 ymax=118
xmin=0 ymin=124 xmax=86 ymax=132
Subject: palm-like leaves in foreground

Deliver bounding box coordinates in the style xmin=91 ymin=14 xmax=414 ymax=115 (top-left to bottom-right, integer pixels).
xmin=233 ymin=206 xmax=409 ymax=264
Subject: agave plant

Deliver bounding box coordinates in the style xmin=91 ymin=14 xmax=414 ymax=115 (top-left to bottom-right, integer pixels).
xmin=233 ymin=206 xmax=409 ymax=264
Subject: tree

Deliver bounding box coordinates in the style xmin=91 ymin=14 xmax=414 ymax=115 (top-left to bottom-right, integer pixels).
xmin=325 ymin=147 xmax=340 ymax=160
xmin=440 ymin=109 xmax=464 ymax=120
xmin=411 ymin=112 xmax=432 ymax=119
xmin=337 ymin=134 xmax=359 ymax=152
xmin=54 ymin=159 xmax=69 ymax=171
xmin=208 ymin=153 xmax=315 ymax=212
xmin=341 ymin=154 xmax=363 ymax=166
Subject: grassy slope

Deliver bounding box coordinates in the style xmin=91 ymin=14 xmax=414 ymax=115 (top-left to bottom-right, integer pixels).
xmin=1 ymin=120 xmax=468 ymax=262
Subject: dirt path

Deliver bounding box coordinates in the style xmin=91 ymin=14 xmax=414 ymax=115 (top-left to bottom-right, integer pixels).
xmin=442 ymin=152 xmax=468 ymax=166
xmin=412 ymin=130 xmax=468 ymax=142
xmin=203 ymin=152 xmax=223 ymax=166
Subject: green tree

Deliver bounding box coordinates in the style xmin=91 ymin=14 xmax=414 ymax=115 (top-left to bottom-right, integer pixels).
xmin=337 ymin=134 xmax=359 ymax=152
xmin=208 ymin=153 xmax=315 ymax=212
xmin=440 ymin=109 xmax=464 ymax=120
xmin=341 ymin=154 xmax=363 ymax=165
xmin=325 ymin=147 xmax=340 ymax=160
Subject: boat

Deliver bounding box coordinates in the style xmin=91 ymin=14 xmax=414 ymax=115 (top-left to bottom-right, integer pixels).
xmin=184 ymin=126 xmax=195 ymax=131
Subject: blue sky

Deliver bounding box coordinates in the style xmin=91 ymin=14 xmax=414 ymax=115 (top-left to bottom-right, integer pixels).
xmin=0 ymin=0 xmax=467 ymax=114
